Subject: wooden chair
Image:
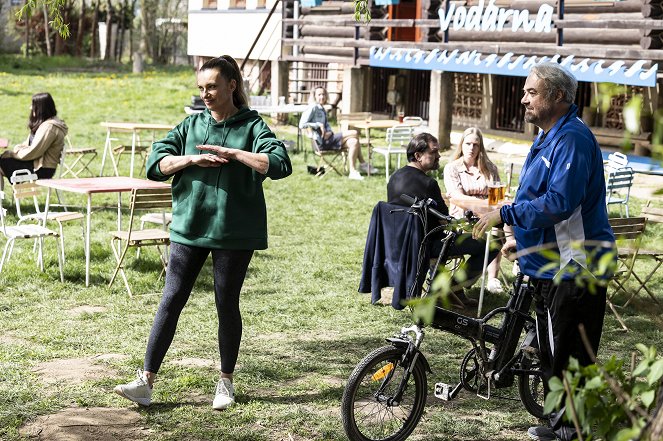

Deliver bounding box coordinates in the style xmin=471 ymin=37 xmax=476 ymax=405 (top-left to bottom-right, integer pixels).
xmin=372 ymin=125 xmax=414 ymax=182
xmin=606 ymin=166 xmax=634 ymax=217
xmin=0 ymin=190 xmax=63 ymax=282
xmin=619 ymin=201 xmax=663 ymax=308
xmin=10 ymin=169 xmax=85 ymax=264
xmin=108 ymin=187 xmax=172 ymax=297
xmin=607 ymin=216 xmax=647 ymax=331
xmin=305 ymin=127 xmax=348 ymax=177
xmin=109 ymin=143 xmax=150 ymax=177
xmin=61 ymin=136 xmax=98 ymax=178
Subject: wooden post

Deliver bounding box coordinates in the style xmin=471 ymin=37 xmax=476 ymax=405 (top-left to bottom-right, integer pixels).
xmin=429 ymin=70 xmax=453 ymax=150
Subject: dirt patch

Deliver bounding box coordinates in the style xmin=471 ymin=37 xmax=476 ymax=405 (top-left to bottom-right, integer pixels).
xmin=33 ymin=356 xmax=122 ymax=384
xmin=0 ymin=333 xmax=29 ymax=345
xmin=68 ymin=305 xmax=107 ymax=316
xmin=19 ymin=406 xmax=149 ymax=441
xmin=170 ymin=357 xmax=217 ymax=369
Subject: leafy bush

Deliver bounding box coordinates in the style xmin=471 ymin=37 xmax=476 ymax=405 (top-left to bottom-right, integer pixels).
xmin=545 ymin=345 xmax=663 ymax=441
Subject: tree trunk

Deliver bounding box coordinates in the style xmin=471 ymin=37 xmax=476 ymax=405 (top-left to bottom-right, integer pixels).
xmin=115 ymin=0 xmax=124 ymax=61
xmin=24 ymin=10 xmax=31 ymax=57
xmin=75 ymin=0 xmax=86 ymax=56
xmin=90 ymin=0 xmax=99 ymax=58
xmin=104 ymin=0 xmax=113 ymax=60
xmin=54 ymin=2 xmax=69 ymax=55
xmin=43 ymin=3 xmax=53 ymax=56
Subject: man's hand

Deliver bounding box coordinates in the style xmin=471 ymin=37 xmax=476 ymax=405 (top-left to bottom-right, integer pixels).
xmin=501 ymin=238 xmax=518 ymax=262
xmin=472 ymin=209 xmax=502 ymax=240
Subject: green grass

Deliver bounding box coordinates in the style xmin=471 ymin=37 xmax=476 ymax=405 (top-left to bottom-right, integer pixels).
xmin=0 ymin=55 xmax=662 ymax=440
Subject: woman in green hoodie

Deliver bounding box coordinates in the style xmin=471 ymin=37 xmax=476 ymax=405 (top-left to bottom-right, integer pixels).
xmin=0 ymin=92 xmax=68 ymax=183
xmin=114 ymin=55 xmax=292 ymax=410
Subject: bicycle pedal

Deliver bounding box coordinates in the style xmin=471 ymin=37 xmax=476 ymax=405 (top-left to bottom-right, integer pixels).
xmin=434 ymin=382 xmax=451 ymax=401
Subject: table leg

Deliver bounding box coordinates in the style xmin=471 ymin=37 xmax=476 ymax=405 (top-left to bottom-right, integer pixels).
xmin=85 ymin=195 xmax=92 ymax=287
xmin=117 ymin=193 xmax=122 ymax=255
xmin=365 ymin=129 xmax=372 ymax=177
xmin=99 ymin=128 xmax=112 ymax=176
xmin=130 ymin=130 xmax=137 ymax=178
xmin=477 ymin=229 xmax=493 ymax=318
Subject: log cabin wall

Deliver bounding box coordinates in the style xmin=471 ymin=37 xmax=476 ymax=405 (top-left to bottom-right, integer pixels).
xmin=281 ymin=0 xmax=663 ymax=149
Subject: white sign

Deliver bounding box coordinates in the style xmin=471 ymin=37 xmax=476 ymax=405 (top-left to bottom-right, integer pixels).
xmin=438 ymin=0 xmax=554 ymax=33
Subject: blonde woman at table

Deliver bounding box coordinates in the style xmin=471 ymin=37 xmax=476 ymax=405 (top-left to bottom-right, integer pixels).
xmin=114 ymin=55 xmax=292 ymax=410
xmin=299 ymin=86 xmax=376 ymax=180
xmin=0 ymin=92 xmax=67 ymax=183
xmin=443 ymin=127 xmax=505 ymax=294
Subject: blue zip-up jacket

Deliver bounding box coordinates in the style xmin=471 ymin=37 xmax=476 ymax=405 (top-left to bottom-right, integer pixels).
xmin=500 ymin=104 xmax=615 ymax=279
xmin=299 ymin=104 xmax=332 ymax=145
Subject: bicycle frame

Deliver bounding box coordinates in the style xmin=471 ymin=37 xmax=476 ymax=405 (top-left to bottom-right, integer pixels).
xmin=398 ymin=197 xmax=539 ymax=397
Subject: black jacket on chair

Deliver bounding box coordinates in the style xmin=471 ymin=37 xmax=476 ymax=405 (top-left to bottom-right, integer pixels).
xmin=358 ymin=201 xmax=428 ymax=309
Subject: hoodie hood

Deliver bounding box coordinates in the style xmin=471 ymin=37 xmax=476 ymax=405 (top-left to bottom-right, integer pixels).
xmin=47 ymin=117 xmax=68 ymax=133
xmin=202 ymin=106 xmax=259 ymax=126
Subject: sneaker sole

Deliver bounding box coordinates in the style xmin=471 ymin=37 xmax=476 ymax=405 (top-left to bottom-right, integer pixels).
xmin=113 ymin=386 xmax=152 ymax=407
xmin=212 ymin=399 xmax=235 ymax=411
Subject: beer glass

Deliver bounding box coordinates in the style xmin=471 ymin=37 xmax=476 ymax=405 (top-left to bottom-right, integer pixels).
xmin=488 ymin=181 xmax=500 ymax=205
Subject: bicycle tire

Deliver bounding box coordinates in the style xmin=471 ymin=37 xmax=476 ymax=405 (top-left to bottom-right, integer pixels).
xmin=518 ymin=355 xmax=546 ymax=419
xmin=341 ymin=345 xmax=428 ymax=441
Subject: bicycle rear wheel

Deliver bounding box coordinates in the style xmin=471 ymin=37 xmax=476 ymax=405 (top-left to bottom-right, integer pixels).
xmin=518 ymin=355 xmax=546 ymax=419
xmin=341 ymin=345 xmax=428 ymax=441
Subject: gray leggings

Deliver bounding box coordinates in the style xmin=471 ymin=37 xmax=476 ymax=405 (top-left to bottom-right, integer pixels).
xmin=144 ymin=242 xmax=253 ymax=375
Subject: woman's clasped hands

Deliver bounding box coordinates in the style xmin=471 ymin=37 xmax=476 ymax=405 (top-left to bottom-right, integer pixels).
xmin=195 ymin=144 xmax=233 ymax=167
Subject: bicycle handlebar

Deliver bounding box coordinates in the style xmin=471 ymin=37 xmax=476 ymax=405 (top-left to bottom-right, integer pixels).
xmin=399 ymin=194 xmax=453 ymax=223
xmin=400 ymin=194 xmax=479 ymax=226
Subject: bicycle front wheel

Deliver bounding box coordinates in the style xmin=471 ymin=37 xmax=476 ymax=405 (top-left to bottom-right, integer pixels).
xmin=341 ymin=345 xmax=428 ymax=441
xmin=518 ymin=355 xmax=546 ymax=419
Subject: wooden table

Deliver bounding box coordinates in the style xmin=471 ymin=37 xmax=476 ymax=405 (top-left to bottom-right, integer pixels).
xmin=449 ymin=197 xmax=511 ymax=317
xmin=37 ymin=177 xmax=171 ymax=286
xmin=348 ymin=119 xmax=420 ymax=176
xmin=99 ymin=122 xmax=173 ymax=178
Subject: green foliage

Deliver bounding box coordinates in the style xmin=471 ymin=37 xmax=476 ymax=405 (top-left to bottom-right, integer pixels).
xmin=545 ymin=347 xmax=662 ymax=441
xmin=16 ymin=0 xmax=70 ymax=38
xmin=353 ymin=0 xmax=371 ymax=23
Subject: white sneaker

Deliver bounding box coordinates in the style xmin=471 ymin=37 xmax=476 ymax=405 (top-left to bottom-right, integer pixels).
xmin=486 ymin=278 xmax=504 ymax=294
xmin=348 ymin=170 xmax=364 ymax=180
xmin=359 ymin=162 xmax=378 ymax=174
xmin=212 ymin=378 xmax=235 ymax=410
xmin=114 ymin=369 xmax=152 ymax=406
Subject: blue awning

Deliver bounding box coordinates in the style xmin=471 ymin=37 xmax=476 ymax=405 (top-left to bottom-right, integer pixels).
xmin=370 ymin=47 xmax=658 ymax=87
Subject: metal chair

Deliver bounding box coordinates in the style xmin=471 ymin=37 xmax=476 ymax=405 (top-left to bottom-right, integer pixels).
xmin=10 ymin=169 xmax=85 ymax=264
xmin=305 ymin=127 xmax=348 ymax=177
xmin=108 ymin=187 xmax=172 ymax=297
xmin=61 ymin=136 xmax=98 ymax=178
xmin=0 ymin=189 xmax=63 ymax=282
xmin=372 ymin=125 xmax=414 ymax=182
xmin=605 ymin=166 xmax=634 ymax=217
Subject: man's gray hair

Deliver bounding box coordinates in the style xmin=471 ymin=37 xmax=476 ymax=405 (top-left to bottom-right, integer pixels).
xmin=530 ymin=62 xmax=577 ymax=104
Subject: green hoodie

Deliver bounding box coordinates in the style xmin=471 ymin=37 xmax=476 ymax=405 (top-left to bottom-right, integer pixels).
xmin=146 ymin=107 xmax=292 ymax=250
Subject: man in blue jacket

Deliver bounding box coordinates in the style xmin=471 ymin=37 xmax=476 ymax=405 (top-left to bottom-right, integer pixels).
xmin=473 ymin=63 xmax=615 ymax=441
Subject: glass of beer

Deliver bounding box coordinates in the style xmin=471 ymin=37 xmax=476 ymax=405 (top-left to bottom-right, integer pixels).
xmin=488 ymin=181 xmax=500 ymax=205
xmin=497 ymin=183 xmax=506 ymax=201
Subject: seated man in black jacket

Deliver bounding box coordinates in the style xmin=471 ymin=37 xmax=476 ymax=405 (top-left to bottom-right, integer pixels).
xmin=387 ymin=132 xmax=498 ymax=307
